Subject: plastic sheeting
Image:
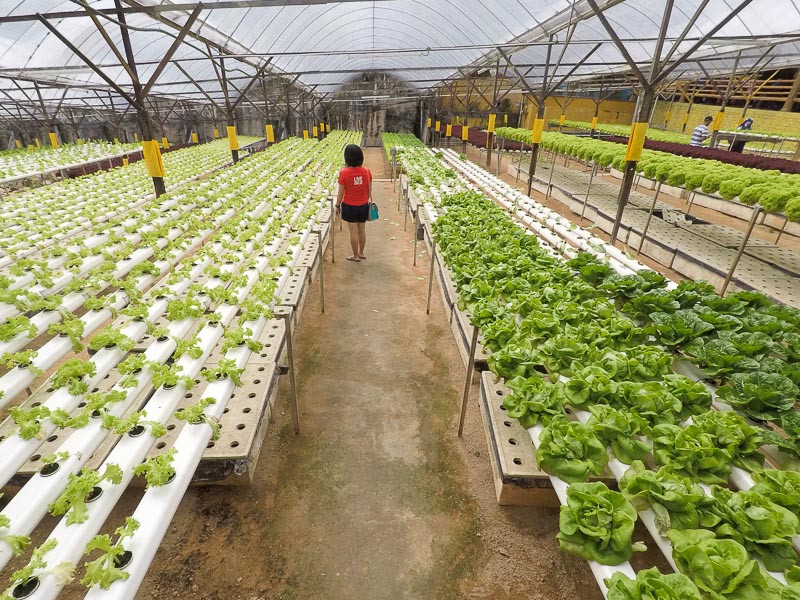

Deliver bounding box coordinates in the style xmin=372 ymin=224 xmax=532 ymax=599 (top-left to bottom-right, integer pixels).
xmin=0 ymin=0 xmax=798 ymax=104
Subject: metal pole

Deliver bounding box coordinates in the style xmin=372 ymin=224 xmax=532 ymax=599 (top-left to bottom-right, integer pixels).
xmin=397 ymin=170 xmax=402 ymax=211
xmin=637 ymin=181 xmax=662 ymax=255
xmin=686 ymin=190 xmax=696 ymax=215
xmin=314 ymin=230 xmax=325 ymax=313
xmin=580 ymin=162 xmax=597 ymax=219
xmin=496 ymin=136 xmax=504 ymax=177
xmin=776 ymin=216 xmax=789 ymax=245
xmin=403 ymin=183 xmax=409 ymax=231
xmin=330 ymin=196 xmax=335 ymax=264
xmin=426 ymin=241 xmax=437 ymax=314
xmin=457 ymin=326 xmax=480 ymax=438
xmin=720 ymin=206 xmax=761 ymax=296
xmin=546 ymin=149 xmax=557 ymax=199
xmin=413 ymin=210 xmax=420 ymax=267
xmin=280 ymin=310 xmax=300 ymax=435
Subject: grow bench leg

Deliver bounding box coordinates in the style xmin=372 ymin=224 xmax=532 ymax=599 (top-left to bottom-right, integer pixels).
xmin=278 ymin=309 xmax=301 ymax=435
xmin=720 ymin=206 xmax=762 ymax=296
xmin=314 ymin=229 xmax=325 ymax=314
xmin=403 ymin=185 xmax=410 ymax=231
xmin=457 ymin=325 xmax=480 ymax=438
xmin=426 ymin=240 xmax=437 ymax=315
xmin=413 ymin=210 xmax=420 ymax=267
xmin=776 ymin=217 xmax=789 ymax=245
xmin=330 ymin=196 xmax=335 ymax=265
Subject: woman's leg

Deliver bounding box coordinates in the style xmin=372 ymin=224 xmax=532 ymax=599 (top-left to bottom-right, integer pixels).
xmin=347 ymin=221 xmax=360 ymax=258
xmin=357 ymin=222 xmax=367 ymax=258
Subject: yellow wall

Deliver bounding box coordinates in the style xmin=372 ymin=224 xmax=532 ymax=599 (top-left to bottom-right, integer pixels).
xmin=652 ymin=100 xmax=800 ymax=136
xmin=522 ymin=97 xmax=636 ymax=129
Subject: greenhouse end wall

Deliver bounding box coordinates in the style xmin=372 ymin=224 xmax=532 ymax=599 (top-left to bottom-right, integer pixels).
xmin=522 ymin=98 xmax=636 ymax=129
xmin=652 ymin=99 xmax=800 ymax=134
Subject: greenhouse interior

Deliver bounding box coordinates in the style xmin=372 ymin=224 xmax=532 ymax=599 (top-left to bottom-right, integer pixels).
xmin=4 ymin=0 xmax=800 ymax=598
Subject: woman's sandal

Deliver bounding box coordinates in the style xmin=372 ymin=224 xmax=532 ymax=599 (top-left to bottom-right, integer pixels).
xmin=346 ymin=256 xmax=361 ymax=262
xmin=358 ymin=255 xmax=366 ymax=260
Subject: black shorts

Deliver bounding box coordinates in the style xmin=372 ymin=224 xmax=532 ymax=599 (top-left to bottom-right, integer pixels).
xmin=341 ymin=203 xmax=369 ymax=223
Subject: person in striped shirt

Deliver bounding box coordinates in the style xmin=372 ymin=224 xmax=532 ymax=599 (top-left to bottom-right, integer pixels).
xmin=690 ymin=116 xmax=713 ymax=147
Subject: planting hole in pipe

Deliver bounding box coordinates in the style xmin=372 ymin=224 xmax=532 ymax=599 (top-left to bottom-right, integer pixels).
xmin=128 ymin=425 xmax=145 ymax=437
xmin=113 ymin=550 xmax=133 ymax=570
xmin=85 ymin=486 xmax=103 ymax=503
xmin=508 ymin=438 xmax=518 ymax=446
xmin=512 ymin=458 xmax=523 ymax=466
xmin=40 ymin=462 xmax=60 ymax=476
xmin=157 ymin=336 xmax=169 ymax=342
xmin=12 ymin=577 xmax=39 ymax=598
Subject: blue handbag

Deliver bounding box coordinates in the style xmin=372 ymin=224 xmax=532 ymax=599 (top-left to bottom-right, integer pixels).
xmin=368 ymin=202 xmax=379 ymax=221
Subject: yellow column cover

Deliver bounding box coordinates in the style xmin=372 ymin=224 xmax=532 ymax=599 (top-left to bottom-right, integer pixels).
xmin=227 ymin=126 xmax=239 ymax=150
xmin=141 ymin=140 xmax=165 ymax=178
xmin=625 ymin=122 xmax=648 ymax=161
xmin=531 ymin=118 xmax=545 ymax=143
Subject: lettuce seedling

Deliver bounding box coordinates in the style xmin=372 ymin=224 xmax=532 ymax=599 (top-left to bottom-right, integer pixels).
xmin=81 ymin=517 xmax=139 ymax=590
xmin=132 ymin=448 xmax=177 ymax=487
xmin=0 ymin=539 xmax=73 ymax=600
xmin=175 ymin=397 xmax=220 ymax=441
xmin=51 ymin=359 xmax=97 ymax=396
xmin=49 ymin=464 xmax=123 ymax=525
xmin=0 ymin=494 xmax=30 ymax=557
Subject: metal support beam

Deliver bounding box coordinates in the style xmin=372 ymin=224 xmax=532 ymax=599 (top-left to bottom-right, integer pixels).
xmin=35 ymin=15 xmax=137 ymax=107
xmin=140 ymin=5 xmax=204 ymax=100
xmin=230 ymin=58 xmax=273 ymax=113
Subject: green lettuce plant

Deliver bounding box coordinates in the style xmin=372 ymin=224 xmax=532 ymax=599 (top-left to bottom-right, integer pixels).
xmin=536 ymin=416 xmax=608 ymax=483
xmin=557 ymin=481 xmax=645 ymax=565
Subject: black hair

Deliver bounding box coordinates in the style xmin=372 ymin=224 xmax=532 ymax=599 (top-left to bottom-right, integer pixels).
xmin=344 ymin=144 xmax=364 ymax=167
xmin=704 ymin=115 xmax=713 ymax=122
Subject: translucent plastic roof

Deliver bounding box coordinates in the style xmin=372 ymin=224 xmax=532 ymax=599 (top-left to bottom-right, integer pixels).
xmin=0 ymin=0 xmax=798 ymax=109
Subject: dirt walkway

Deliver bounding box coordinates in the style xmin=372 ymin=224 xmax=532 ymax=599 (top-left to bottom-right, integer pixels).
xmin=42 ymin=147 xmax=600 ymax=600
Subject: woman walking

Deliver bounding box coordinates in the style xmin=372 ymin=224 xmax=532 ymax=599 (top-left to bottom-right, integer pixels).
xmin=336 ymin=144 xmax=372 ymax=262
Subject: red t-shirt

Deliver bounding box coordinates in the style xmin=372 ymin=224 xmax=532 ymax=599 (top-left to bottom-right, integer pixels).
xmin=338 ymin=166 xmax=372 ymax=206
